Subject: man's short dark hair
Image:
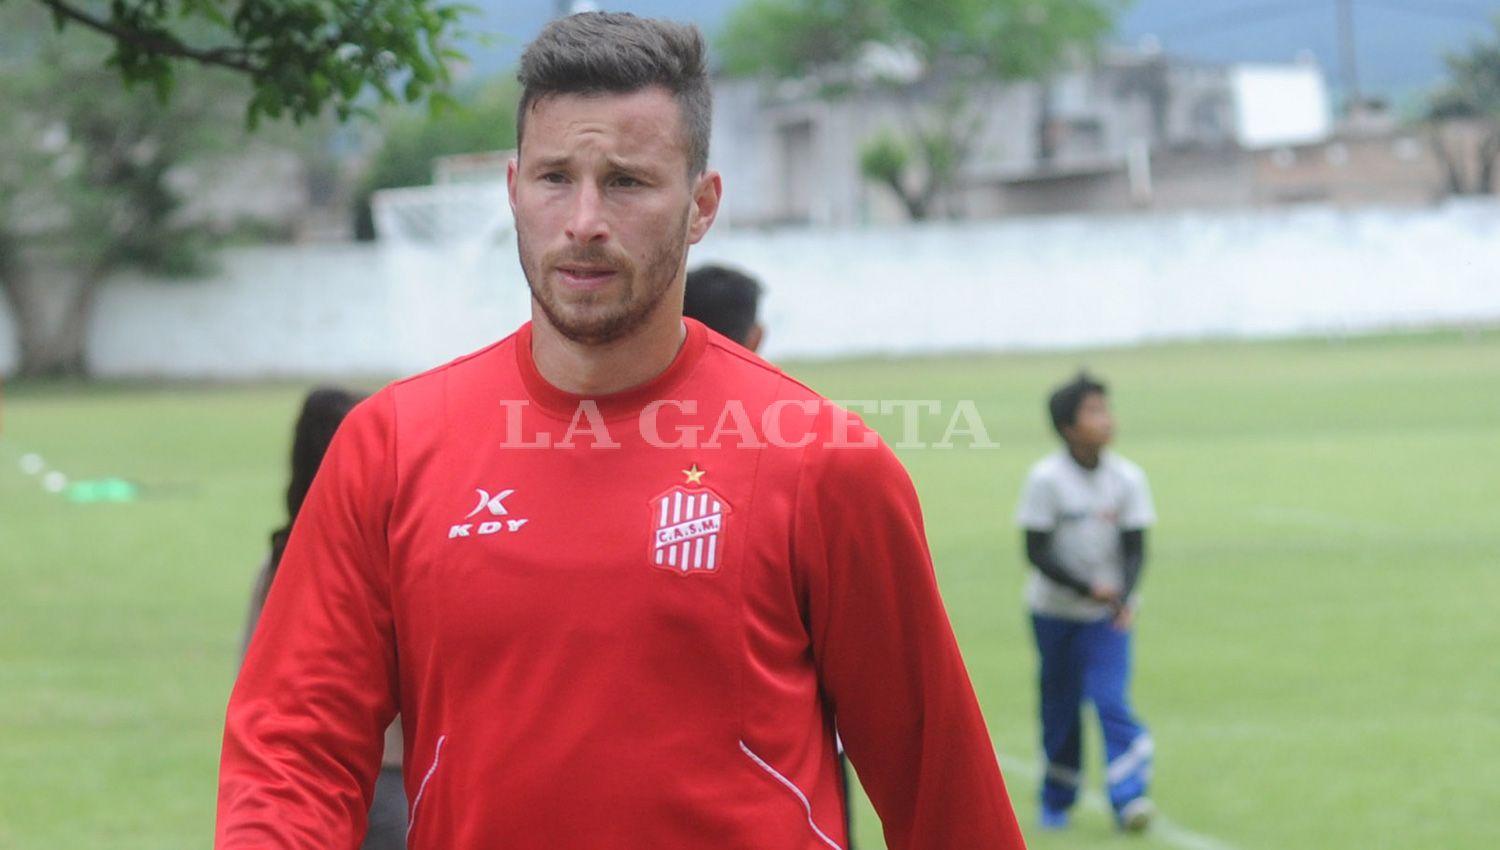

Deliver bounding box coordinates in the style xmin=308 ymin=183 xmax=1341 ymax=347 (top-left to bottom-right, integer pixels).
xmin=683 ymin=264 xmax=762 ymax=346
xmin=517 ymin=12 xmax=711 ymax=175
xmin=1049 ymin=371 xmax=1108 ymax=436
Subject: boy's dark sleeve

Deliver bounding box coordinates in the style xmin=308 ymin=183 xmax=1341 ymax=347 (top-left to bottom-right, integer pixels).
xmin=1025 ymin=529 xmax=1093 ymax=596
xmin=1120 ymin=528 xmax=1146 ymax=601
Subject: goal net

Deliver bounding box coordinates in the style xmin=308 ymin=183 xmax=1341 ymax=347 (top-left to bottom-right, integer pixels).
xmin=370 ymin=179 xmax=529 ymax=372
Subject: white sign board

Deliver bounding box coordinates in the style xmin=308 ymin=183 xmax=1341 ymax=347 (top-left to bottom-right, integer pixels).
xmin=1231 ymin=64 xmax=1332 ymax=150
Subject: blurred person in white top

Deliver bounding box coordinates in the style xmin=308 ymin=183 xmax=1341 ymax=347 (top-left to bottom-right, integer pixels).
xmin=1015 ymin=371 xmax=1157 ymax=833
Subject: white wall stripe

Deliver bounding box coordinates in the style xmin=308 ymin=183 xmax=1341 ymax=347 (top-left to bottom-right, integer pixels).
xmin=739 ymin=741 xmax=844 ymax=850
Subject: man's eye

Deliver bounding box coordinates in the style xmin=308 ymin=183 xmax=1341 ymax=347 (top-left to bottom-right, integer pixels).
xmin=611 ymin=175 xmax=642 ymax=188
xmin=540 ymin=172 xmax=567 ymax=184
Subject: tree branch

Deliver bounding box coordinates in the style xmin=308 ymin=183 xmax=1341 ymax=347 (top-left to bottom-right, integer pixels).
xmin=1428 ymin=123 xmax=1469 ymax=195
xmin=1478 ymin=126 xmax=1500 ymax=194
xmin=33 ymin=0 xmax=260 ymax=74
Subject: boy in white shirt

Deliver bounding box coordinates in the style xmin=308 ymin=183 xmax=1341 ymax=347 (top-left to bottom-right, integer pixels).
xmin=1015 ymin=372 xmax=1156 ymax=832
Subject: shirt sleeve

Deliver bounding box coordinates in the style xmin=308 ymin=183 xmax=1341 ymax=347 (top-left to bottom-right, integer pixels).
xmin=796 ymin=428 xmax=1026 ymax=850
xmin=216 ymin=391 xmax=400 ymax=850
xmin=1119 ymin=465 xmax=1156 ymax=530
xmin=1014 ymin=465 xmax=1058 ymax=531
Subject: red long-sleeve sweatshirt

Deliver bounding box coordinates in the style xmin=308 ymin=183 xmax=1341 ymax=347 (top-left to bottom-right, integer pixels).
xmin=218 ymin=318 xmax=1026 ymax=850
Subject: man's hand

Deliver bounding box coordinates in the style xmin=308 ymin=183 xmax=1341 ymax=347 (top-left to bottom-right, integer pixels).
xmin=1111 ymin=604 xmax=1135 ymax=631
xmin=1089 ymin=584 xmax=1120 ymax=604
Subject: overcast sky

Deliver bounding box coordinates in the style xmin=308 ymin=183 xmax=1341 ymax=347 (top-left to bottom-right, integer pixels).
xmin=461 ymin=0 xmax=1500 ymax=101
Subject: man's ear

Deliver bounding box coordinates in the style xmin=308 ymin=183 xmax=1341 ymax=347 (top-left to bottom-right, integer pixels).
xmin=507 ymin=156 xmax=519 ymax=213
xmin=687 ymin=170 xmax=722 ymax=245
xmin=744 ymin=323 xmax=764 ymax=354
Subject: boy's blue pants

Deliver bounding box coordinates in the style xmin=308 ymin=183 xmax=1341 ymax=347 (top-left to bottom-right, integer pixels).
xmin=1031 ymin=613 xmax=1152 ymax=815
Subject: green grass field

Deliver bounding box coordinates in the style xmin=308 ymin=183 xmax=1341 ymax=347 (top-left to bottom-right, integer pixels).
xmin=2 ymin=329 xmax=1498 ymax=849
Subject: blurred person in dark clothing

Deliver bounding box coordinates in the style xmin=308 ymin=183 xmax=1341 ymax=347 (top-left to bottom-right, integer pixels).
xmin=241 ymin=387 xmax=407 ymax=850
xmin=684 ymin=263 xmax=764 ymax=352
xmin=685 ymin=263 xmax=863 ymax=846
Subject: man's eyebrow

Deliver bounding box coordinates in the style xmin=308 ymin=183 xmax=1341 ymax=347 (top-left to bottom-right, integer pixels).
xmin=604 ymin=155 xmax=661 ymax=175
xmin=528 ymin=154 xmax=571 ymax=171
xmin=525 ymin=153 xmax=665 ymax=176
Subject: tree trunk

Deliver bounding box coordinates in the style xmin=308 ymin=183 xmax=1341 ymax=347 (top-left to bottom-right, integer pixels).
xmin=873 ymin=170 xmax=930 ymax=220
xmin=1428 ymin=125 xmax=1471 ymax=196
xmin=1478 ymin=129 xmax=1500 ymax=196
xmin=0 ymin=235 xmax=46 ymax=377
xmin=50 ymin=267 xmax=105 ymax=376
xmin=890 ymin=178 xmax=930 ymax=220
xmin=914 ymin=177 xmax=939 ymax=221
xmin=1036 ymin=80 xmax=1057 ymax=164
xmin=0 ymin=252 xmax=106 ymax=379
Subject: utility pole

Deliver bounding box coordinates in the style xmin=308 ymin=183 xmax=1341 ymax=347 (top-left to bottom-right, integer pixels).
xmin=1336 ymin=0 xmax=1360 ymax=112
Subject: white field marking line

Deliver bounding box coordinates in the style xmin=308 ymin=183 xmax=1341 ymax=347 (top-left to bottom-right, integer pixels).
xmin=997 ymin=751 xmax=1239 ymax=850
xmin=1250 ymin=505 xmax=1397 ymax=537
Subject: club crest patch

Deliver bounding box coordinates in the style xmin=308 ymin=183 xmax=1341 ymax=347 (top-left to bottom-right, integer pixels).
xmin=649 ymin=469 xmax=728 ymax=575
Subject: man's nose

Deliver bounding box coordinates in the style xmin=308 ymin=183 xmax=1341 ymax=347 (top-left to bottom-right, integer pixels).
xmin=564 ymin=182 xmax=609 ymax=244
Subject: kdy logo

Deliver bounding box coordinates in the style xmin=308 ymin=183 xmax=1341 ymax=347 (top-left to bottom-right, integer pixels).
xmin=448 ymin=488 xmax=529 ymax=539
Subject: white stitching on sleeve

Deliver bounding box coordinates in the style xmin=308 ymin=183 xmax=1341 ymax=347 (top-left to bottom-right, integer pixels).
xmin=406 ymin=734 xmax=447 ymax=841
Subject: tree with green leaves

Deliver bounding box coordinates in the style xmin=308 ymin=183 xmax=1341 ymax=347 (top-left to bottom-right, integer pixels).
xmin=6 ymin=0 xmax=471 ymax=126
xmin=0 ymin=0 xmax=473 ymax=376
xmin=719 ymin=0 xmax=1126 ymax=220
xmin=0 ymin=6 xmax=254 ymax=376
xmin=1426 ymin=16 xmax=1500 ymax=196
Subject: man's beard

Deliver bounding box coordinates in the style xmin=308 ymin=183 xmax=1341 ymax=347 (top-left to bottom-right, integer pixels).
xmin=518 ymin=215 xmax=689 ymax=346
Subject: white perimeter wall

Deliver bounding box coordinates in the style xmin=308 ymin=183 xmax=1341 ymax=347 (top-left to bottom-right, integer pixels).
xmin=2 ymin=201 xmax=1499 ymax=379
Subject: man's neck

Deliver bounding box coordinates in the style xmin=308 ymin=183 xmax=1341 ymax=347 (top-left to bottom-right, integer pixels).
xmin=529 ymin=306 xmax=687 ymax=397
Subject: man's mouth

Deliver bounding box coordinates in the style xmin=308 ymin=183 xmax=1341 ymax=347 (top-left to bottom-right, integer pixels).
xmin=555 ymin=265 xmax=619 ymax=288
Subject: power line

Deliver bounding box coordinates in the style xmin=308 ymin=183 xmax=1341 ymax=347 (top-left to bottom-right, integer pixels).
xmin=1151 ymin=0 xmax=1497 ymax=42
xmin=1139 ymin=0 xmax=1496 ymax=108
xmin=1340 ymin=0 xmax=1360 ymax=104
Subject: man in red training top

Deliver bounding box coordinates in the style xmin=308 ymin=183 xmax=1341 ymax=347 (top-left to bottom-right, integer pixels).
xmin=217 ymin=11 xmax=1025 ymax=850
